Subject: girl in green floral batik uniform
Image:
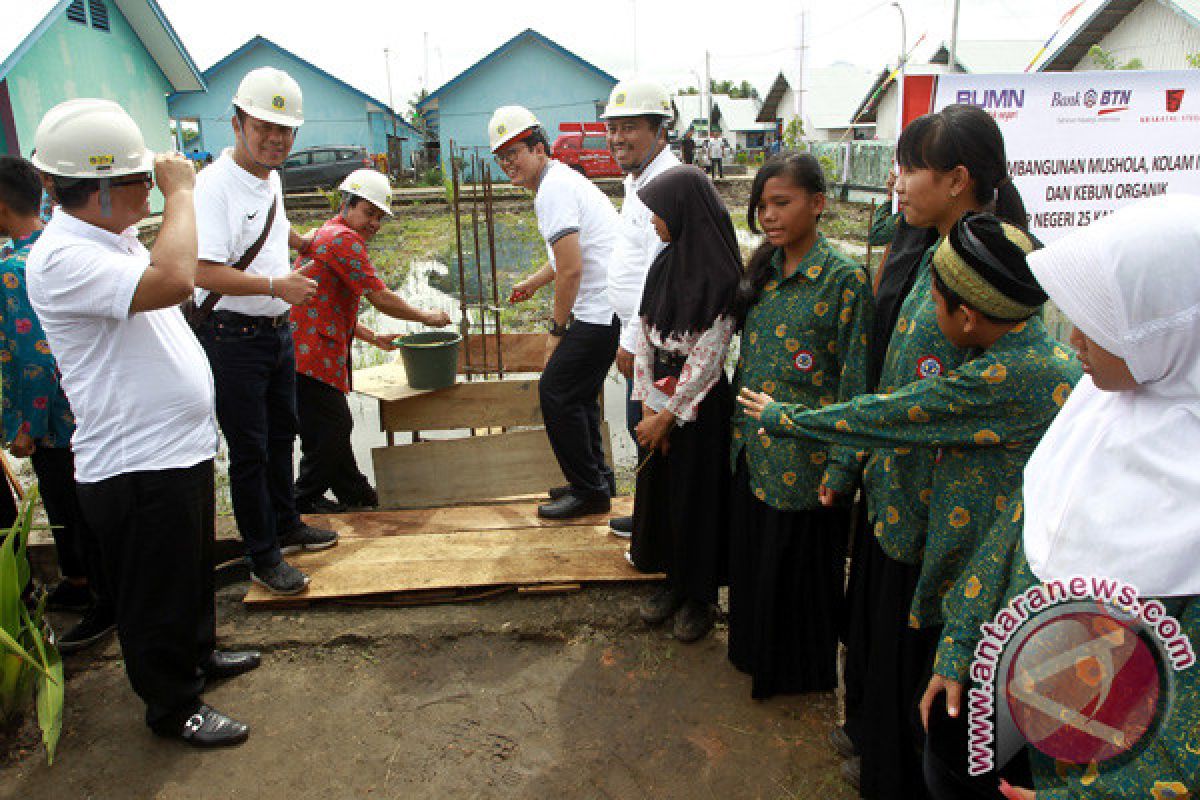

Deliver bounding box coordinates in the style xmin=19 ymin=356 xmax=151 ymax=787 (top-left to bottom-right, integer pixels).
xmin=818 ymin=105 xmax=1036 ymax=800
xmin=919 ymin=196 xmax=1200 ymax=800
xmin=727 ymin=154 xmax=872 ymax=700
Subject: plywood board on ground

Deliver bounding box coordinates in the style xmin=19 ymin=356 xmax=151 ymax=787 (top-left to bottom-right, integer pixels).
xmin=303 ymin=496 xmax=632 ymax=539
xmin=379 ymin=378 xmax=542 ymax=432
xmin=372 ymin=425 xmax=611 ymax=509
xmin=242 ymin=523 xmax=657 ymax=607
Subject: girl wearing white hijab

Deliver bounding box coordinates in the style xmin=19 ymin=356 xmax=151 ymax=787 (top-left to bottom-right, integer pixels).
xmin=921 ymin=195 xmax=1200 ymax=800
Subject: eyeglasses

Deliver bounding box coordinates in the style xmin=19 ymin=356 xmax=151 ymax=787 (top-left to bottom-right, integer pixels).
xmin=494 ymin=148 xmax=523 ymax=168
xmin=109 ymin=173 xmax=154 ymax=189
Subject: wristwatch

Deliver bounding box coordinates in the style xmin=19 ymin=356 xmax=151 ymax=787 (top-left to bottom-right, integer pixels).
xmin=547 ymin=315 xmax=572 ymax=337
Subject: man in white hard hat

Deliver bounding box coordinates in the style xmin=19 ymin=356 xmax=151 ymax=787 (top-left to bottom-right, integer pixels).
xmin=291 ymin=169 xmax=451 ymax=513
xmin=27 ymin=98 xmax=255 ymax=747
xmin=495 ymin=106 xmax=621 ymax=519
xmin=192 ymin=67 xmax=336 ymax=596
xmin=602 ymin=78 xmax=680 ymax=537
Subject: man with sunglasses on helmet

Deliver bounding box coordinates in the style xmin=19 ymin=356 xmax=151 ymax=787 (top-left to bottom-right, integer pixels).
xmin=602 ymin=78 xmax=680 ymax=538
xmin=193 ymin=67 xmax=337 ymax=597
xmin=27 ymin=98 xmax=256 ymax=747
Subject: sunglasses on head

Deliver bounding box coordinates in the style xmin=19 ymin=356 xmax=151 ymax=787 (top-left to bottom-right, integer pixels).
xmin=108 ymin=173 xmax=154 ymax=189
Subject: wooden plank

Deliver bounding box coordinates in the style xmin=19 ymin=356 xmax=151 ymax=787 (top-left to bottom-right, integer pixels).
xmin=351 ymin=360 xmax=447 ymax=403
xmin=243 ymin=524 xmax=658 ymax=606
xmin=371 ymin=425 xmax=611 ymax=509
xmin=300 ymin=496 xmax=633 ymax=538
xmin=459 ymin=332 xmax=547 ymax=373
xmin=379 ymin=379 xmax=543 ymax=432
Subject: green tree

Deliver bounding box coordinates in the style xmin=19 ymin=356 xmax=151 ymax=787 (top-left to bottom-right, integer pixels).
xmin=1087 ymin=46 xmax=1144 ymax=70
xmin=783 ymin=118 xmax=805 ymax=148
xmin=407 ymin=88 xmax=430 ymax=131
xmin=677 ymin=86 xmax=699 ymax=95
xmin=1187 ymin=52 xmax=1200 ymax=68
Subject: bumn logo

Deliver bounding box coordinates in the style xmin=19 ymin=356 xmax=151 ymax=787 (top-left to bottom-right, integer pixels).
xmin=955 ymin=89 xmax=1025 ymax=109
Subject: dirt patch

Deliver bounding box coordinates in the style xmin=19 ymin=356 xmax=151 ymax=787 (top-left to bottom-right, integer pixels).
xmin=3 ymin=585 xmax=855 ymax=800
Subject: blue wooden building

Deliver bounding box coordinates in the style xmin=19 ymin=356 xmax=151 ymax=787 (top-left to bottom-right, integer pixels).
xmin=167 ymin=35 xmax=420 ymax=163
xmin=1 ymin=0 xmax=204 ymax=162
xmin=418 ymin=29 xmax=616 ymax=179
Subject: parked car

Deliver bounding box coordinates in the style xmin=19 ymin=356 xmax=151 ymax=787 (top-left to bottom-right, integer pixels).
xmin=551 ymin=123 xmax=622 ymax=179
xmin=280 ymin=145 xmax=374 ymax=192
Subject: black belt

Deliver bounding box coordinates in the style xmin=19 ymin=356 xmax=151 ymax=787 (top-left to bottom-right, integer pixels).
xmin=210 ymin=309 xmax=292 ymax=329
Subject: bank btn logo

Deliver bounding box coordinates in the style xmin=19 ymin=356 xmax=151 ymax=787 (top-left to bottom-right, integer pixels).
xmin=793 ymin=350 xmax=815 ymax=372
xmin=272 ymin=94 xmax=286 ymax=110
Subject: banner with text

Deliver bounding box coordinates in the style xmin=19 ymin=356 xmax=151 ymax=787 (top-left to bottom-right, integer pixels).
xmin=933 ymin=71 xmax=1200 ymax=242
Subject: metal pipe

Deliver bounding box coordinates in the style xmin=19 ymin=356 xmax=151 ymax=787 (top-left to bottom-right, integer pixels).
xmin=450 ymin=141 xmax=470 ymax=377
xmin=470 ymin=150 xmax=488 ymax=375
xmin=483 ymin=162 xmax=504 ymax=378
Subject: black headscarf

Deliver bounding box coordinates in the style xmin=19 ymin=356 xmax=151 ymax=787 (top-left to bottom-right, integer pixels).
xmin=636 ymin=166 xmax=742 ymax=339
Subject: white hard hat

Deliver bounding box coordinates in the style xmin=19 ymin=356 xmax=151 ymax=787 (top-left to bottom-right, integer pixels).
xmin=601 ymin=79 xmax=672 ymax=119
xmin=488 ymin=105 xmax=541 ymax=153
xmin=233 ymin=67 xmax=304 ymax=127
xmin=31 ymin=98 xmax=154 ymax=179
xmin=339 ymin=169 xmax=393 ymax=216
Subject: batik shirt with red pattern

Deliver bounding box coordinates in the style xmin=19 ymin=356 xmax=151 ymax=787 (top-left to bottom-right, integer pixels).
xmin=0 ymin=230 xmax=75 ymax=447
xmin=290 ymin=216 xmax=385 ymax=393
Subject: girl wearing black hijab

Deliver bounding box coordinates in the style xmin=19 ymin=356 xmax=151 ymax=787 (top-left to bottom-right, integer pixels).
xmin=629 ymin=165 xmax=740 ymax=643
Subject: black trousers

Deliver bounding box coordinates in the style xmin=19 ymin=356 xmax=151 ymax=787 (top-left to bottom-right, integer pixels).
xmin=76 ymin=460 xmax=216 ymax=730
xmin=295 ymin=373 xmax=373 ymax=505
xmin=199 ymin=314 xmax=301 ymax=569
xmin=31 ymin=446 xmax=109 ymax=607
xmin=539 ymin=318 xmax=619 ymax=498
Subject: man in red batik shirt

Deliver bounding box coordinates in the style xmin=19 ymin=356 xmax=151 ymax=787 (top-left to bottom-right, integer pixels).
xmin=291 ymin=169 xmax=450 ymax=513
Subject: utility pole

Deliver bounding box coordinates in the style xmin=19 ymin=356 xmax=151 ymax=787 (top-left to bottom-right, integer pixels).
xmin=948 ymin=0 xmax=962 ymax=73
xmin=704 ymin=50 xmax=712 ymax=134
xmin=795 ymin=10 xmax=806 ymax=131
xmin=423 ymin=32 xmax=430 ymax=91
xmin=384 ymin=47 xmax=397 ymax=138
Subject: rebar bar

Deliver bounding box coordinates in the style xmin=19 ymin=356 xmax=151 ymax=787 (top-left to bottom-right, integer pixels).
xmin=483 ymin=163 xmax=504 ymax=378
xmin=450 ymin=141 xmax=471 ymax=378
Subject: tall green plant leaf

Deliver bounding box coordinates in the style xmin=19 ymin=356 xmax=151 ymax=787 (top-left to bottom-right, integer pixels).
xmin=0 ymin=626 xmax=53 ymax=680
xmin=25 ymin=605 xmax=62 ymax=764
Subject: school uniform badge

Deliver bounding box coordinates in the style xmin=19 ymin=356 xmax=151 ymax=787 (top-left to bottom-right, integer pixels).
xmin=916 ymin=355 xmax=943 ymax=379
xmin=793 ymin=350 xmax=815 ymax=372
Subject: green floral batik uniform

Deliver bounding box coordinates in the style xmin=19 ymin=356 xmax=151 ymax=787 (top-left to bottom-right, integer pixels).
xmin=933 ymin=498 xmax=1200 ymax=799
xmin=869 ymin=203 xmax=900 ymax=247
xmin=758 ymin=316 xmax=1081 ymax=627
xmin=731 ymin=238 xmax=872 ymax=509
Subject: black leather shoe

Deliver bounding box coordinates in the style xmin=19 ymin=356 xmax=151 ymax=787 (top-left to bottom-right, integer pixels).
xmin=203 ymin=650 xmax=262 ymax=682
xmin=158 ymin=704 xmax=249 ymax=748
xmin=296 ymin=495 xmax=346 ymax=514
xmin=547 ymin=485 xmax=572 ymax=501
xmin=639 ymin=587 xmax=684 ymax=625
xmin=537 ymin=492 xmax=610 ymax=520
xmin=673 ymin=600 xmax=715 ymax=643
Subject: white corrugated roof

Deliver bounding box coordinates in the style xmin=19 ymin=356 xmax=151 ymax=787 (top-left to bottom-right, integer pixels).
xmin=803 ymin=63 xmax=879 ymax=130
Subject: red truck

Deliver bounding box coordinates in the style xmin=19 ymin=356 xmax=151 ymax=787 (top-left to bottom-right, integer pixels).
xmin=552 ymin=122 xmax=622 ymax=178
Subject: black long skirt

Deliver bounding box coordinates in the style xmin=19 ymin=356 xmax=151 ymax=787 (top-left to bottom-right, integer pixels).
xmin=857 ymin=532 xmax=940 ymax=800
xmin=841 ymin=500 xmax=875 ymax=750
xmin=629 ymin=375 xmax=732 ymax=604
xmin=727 ymin=455 xmax=851 ymax=698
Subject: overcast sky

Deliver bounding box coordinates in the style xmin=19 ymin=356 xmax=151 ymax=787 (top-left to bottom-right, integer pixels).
xmin=156 ymin=0 xmax=1083 ymax=110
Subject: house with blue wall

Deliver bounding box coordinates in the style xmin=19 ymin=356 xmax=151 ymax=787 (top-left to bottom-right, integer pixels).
xmin=168 ymin=35 xmax=420 ymax=166
xmin=418 ymin=29 xmax=616 ymax=180
xmin=1 ymin=0 xmax=203 ymax=170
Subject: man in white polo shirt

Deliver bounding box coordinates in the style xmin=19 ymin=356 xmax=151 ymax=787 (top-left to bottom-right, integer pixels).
xmin=193 ymin=67 xmax=336 ymax=595
xmin=494 ymin=106 xmax=620 ymax=520
xmin=28 ymin=98 xmax=254 ymax=747
xmin=602 ymin=78 xmax=680 ymax=537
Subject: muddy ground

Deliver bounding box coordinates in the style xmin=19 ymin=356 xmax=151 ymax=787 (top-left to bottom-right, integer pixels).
xmin=3 ymin=579 xmax=855 ymax=800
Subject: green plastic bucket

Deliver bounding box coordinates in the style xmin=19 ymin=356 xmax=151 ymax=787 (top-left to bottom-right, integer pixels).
xmin=398 ymin=331 xmax=462 ymax=390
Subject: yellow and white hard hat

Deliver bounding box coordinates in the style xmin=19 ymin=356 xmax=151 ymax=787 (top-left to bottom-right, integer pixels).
xmin=488 ymin=105 xmax=541 ymax=153
xmin=233 ymin=67 xmax=304 ymax=128
xmin=339 ymin=169 xmax=393 ymax=216
xmin=31 ymin=98 xmax=155 ymax=179
xmin=601 ymin=79 xmax=672 ymax=119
